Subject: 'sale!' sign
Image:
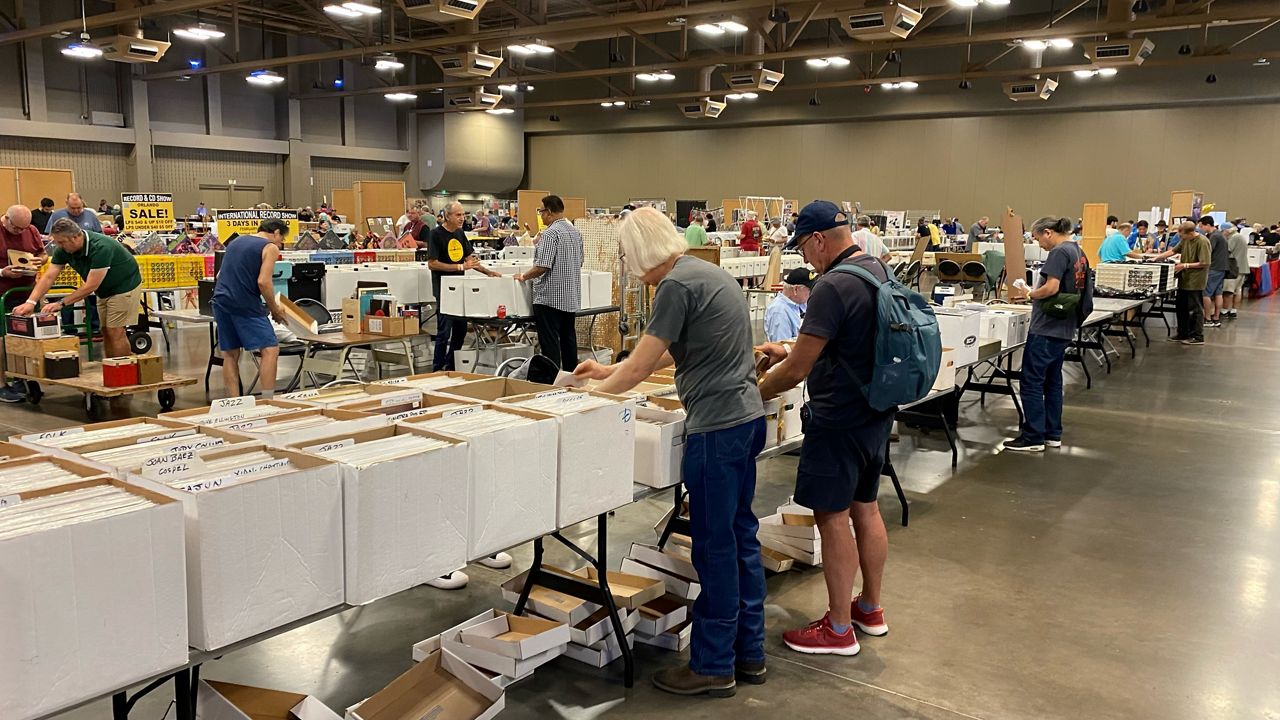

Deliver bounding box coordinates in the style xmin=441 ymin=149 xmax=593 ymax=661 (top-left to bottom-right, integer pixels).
xmin=120 ymin=193 xmax=175 ymax=232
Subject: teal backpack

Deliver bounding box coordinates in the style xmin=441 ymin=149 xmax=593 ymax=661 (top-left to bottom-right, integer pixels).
xmin=828 ymin=260 xmax=943 ymax=411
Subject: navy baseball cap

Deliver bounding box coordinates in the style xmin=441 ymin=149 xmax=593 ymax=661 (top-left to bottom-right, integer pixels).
xmin=787 ymin=200 xmax=850 ymax=249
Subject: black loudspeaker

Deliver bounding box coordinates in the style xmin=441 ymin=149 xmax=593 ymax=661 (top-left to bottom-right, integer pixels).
xmin=288 ymin=262 xmax=325 ymax=302
xmin=198 ymin=279 xmax=216 ymax=317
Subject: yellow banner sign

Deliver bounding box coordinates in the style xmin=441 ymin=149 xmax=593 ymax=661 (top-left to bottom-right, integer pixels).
xmin=120 ymin=193 xmax=175 ymax=232
xmin=214 ymin=209 xmax=300 ymax=240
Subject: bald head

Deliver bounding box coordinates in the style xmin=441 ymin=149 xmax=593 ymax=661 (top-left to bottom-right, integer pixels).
xmin=65 ymin=193 xmax=86 ymax=216
xmin=5 ymin=205 xmax=32 ymax=226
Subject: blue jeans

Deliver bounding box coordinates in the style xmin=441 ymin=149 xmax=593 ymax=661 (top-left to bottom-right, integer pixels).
xmin=431 ymin=314 xmax=467 ymax=371
xmin=683 ymin=417 xmax=767 ymax=677
xmin=1018 ymin=333 xmax=1070 ymax=444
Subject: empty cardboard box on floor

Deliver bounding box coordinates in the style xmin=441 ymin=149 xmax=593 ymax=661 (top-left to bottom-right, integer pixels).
xmin=635 ymin=619 xmax=692 ymax=652
xmin=568 ymin=567 xmax=665 ymax=610
xmin=501 ymin=389 xmax=636 ymax=528
xmin=128 ymin=446 xmax=344 ymax=651
xmin=635 ymin=594 xmax=690 ymax=637
xmin=563 ymin=630 xmax=634 ymax=668
xmin=346 ymin=649 xmax=504 ymax=720
xmin=425 ymin=609 xmax=568 ymax=679
xmin=499 ymin=571 xmax=600 ymax=625
xmin=290 ymin=425 xmax=469 ymax=605
xmin=196 ymin=679 xmax=342 ymax=720
xmin=0 ymin=479 xmax=188 ymax=720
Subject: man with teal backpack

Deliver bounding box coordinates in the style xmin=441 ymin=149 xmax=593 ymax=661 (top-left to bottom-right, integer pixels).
xmin=759 ymin=200 xmax=940 ymax=658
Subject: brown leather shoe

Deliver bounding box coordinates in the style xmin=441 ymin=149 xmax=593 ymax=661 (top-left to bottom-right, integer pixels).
xmin=736 ymin=659 xmax=767 ymax=685
xmin=652 ymin=666 xmax=736 ymax=697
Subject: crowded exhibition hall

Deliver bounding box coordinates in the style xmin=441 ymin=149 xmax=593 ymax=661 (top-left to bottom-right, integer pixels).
xmin=1 ymin=1 xmax=1278 ymax=719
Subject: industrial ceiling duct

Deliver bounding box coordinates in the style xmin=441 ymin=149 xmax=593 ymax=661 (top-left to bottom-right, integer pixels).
xmin=398 ymin=0 xmax=487 ymax=22
xmin=1002 ymin=77 xmax=1058 ymax=101
xmin=434 ymin=51 xmax=504 ymax=77
xmin=843 ymin=4 xmax=923 ymax=41
xmin=1084 ymin=39 xmax=1156 ymax=66
xmin=97 ymin=35 xmax=171 ymax=63
xmin=721 ymin=68 xmax=784 ymax=91
xmin=679 ymin=66 xmax=728 ymax=118
xmin=446 ymin=87 xmax=503 ymax=109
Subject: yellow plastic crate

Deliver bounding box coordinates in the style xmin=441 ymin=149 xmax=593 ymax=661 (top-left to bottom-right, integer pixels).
xmin=38 ymin=261 xmax=82 ymax=289
xmin=172 ymin=255 xmax=206 ymax=287
xmin=136 ymin=255 xmax=180 ymax=289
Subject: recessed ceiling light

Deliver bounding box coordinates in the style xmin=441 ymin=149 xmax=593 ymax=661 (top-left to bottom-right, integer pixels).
xmin=384 ymin=92 xmax=418 ymax=101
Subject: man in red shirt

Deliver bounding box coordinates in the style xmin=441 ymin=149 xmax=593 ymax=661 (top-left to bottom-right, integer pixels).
xmin=0 ymin=205 xmax=48 ymax=402
xmin=739 ymin=210 xmax=763 ymax=254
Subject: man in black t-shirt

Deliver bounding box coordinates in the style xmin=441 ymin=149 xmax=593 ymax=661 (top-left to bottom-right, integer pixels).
xmin=427 ymin=201 xmax=499 ymax=371
xmin=757 ymin=200 xmax=893 ymax=658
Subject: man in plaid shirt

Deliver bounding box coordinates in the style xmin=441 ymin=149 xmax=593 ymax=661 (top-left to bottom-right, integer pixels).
xmin=516 ymin=195 xmax=584 ymax=369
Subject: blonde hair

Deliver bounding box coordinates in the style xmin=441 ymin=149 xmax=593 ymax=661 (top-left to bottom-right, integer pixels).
xmin=619 ymin=207 xmax=685 ymax=275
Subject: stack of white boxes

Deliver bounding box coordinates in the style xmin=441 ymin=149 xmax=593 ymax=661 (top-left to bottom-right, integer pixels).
xmin=757 ymin=500 xmax=854 ymax=567
xmin=126 ymin=445 xmax=344 ymax=651
xmin=413 ymin=609 xmax=570 ymax=684
xmin=621 ymin=543 xmax=698 ymax=652
xmin=979 ymin=308 xmax=1030 ymax=349
xmin=933 ymin=307 xmax=982 ymax=366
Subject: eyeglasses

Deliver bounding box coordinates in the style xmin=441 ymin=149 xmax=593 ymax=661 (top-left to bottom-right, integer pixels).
xmin=794 ymin=232 xmax=819 ymax=253
xmin=537 ymin=208 xmax=550 ymax=214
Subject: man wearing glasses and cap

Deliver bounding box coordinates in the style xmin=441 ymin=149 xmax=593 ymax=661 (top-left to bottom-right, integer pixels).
xmin=764 ymin=267 xmax=815 ymax=342
xmin=757 ymin=200 xmax=896 ymax=658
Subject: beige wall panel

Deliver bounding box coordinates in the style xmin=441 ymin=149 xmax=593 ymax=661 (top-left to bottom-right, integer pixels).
xmin=154 ymin=147 xmax=284 ymax=215
xmin=528 ymin=105 xmax=1280 ymax=223
xmin=0 ymin=139 xmax=128 ymax=211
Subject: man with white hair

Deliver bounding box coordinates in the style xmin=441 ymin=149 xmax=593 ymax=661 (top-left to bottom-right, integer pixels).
xmin=0 ymin=205 xmax=48 ymax=402
xmin=739 ymin=210 xmax=763 ymax=255
xmin=44 ymin=192 xmax=102 ymax=234
xmin=765 ymin=267 xmax=815 ymax=342
xmin=767 ymin=218 xmax=790 ymax=250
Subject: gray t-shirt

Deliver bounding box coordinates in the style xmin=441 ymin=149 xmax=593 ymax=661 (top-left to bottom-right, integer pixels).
xmin=1227 ymin=231 xmax=1249 ymax=276
xmin=645 ymin=256 xmax=764 ymax=433
xmin=1208 ymin=231 xmax=1229 ymax=272
xmin=1030 ymin=241 xmax=1088 ymax=340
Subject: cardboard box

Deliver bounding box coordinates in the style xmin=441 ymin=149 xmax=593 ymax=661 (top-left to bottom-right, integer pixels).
xmin=364 ymin=315 xmax=420 ymax=337
xmin=981 ymin=310 xmax=1029 ymax=349
xmin=550 ymin=605 xmax=636 ymax=647
xmin=342 ymin=296 xmax=362 ymax=334
xmin=410 ymin=634 xmax=531 ymax=690
xmin=562 ymin=630 xmax=635 ymax=668
xmin=160 ymin=398 xmax=314 ymax=426
xmin=977 ymin=338 xmax=1002 ymax=361
xmin=634 ymin=620 xmax=692 ymax=652
xmin=760 ymin=546 xmax=795 ymax=573
xmin=71 ymin=424 xmax=249 ymax=480
xmin=621 ymin=557 xmax=699 ymax=601
xmin=439 ymin=376 xmax=558 ymax=402
xmin=347 ymin=649 xmax=504 ymax=720
xmin=136 ymin=353 xmax=164 ymax=384
xmin=457 ymin=613 xmax=571 ymax=660
xmin=932 ymin=348 xmax=956 ymax=391
xmin=568 ymin=567 xmax=666 ymax=610
xmin=0 ymin=440 xmax=42 ymax=462
xmin=461 ymin=276 xmax=532 ymax=318
xmin=0 ymin=479 xmax=187 ymax=720
xmin=635 ymin=594 xmax=690 ymax=637
xmin=501 ymin=389 xmax=636 ymax=529
xmin=4 ymin=334 xmax=79 ymax=359
xmin=220 ymin=408 xmax=391 ymax=448
xmin=933 ymin=307 xmax=982 ymax=366
xmin=196 ymin=680 xmax=342 ymax=720
xmin=127 ymin=446 xmax=344 ymax=651
xmin=6 ymin=313 xmax=61 ymax=339
xmin=439 ymin=276 xmax=467 ymax=317
xmin=402 ymin=405 xmax=558 ymax=560
xmin=634 ymin=406 xmax=685 ymax=489
xmin=762 ymin=397 xmax=781 ymax=450
xmin=340 ymin=390 xmax=479 ymax=421
xmin=499 ymin=571 xmax=601 ymax=626
xmin=779 ymin=386 xmax=804 ymax=441
xmin=289 ymin=425 xmax=469 ymax=605
xmin=12 ymin=417 xmax=197 ymax=461
xmin=627 ymin=542 xmax=697 ymax=580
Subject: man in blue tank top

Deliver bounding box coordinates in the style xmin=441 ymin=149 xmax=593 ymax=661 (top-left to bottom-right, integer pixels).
xmin=212 ymin=219 xmax=288 ymax=397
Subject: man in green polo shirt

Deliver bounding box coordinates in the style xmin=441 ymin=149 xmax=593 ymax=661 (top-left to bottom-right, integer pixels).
xmin=14 ymin=217 xmax=143 ymax=359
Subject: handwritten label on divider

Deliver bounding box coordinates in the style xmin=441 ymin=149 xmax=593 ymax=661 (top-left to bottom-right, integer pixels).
xmin=210 ymin=395 xmax=256 ymax=414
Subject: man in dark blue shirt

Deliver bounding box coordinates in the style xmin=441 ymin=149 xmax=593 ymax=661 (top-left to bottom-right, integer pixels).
xmin=212 ymin=220 xmax=288 ymax=397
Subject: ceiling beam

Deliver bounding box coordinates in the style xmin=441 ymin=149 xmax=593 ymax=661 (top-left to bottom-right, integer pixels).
xmin=625 ymin=27 xmax=680 ymax=62
xmin=422 ymin=52 xmax=1274 ymax=113
xmin=784 ymin=3 xmax=822 ymax=50
xmin=0 ymin=0 xmax=229 ymax=47
xmin=1230 ymin=16 xmax=1280 ymax=46
xmin=300 ymin=3 xmax=1280 ymax=98
xmin=909 ymin=5 xmax=953 ymax=36
xmin=489 ymin=0 xmax=542 ymax=27
xmin=971 ymin=0 xmax=1111 ymax=71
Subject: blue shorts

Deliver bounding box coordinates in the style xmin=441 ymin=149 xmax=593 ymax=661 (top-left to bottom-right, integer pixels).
xmin=213 ymin=306 xmax=278 ymax=352
xmin=1204 ymin=270 xmax=1226 ymax=297
xmin=794 ymin=417 xmax=894 ymax=511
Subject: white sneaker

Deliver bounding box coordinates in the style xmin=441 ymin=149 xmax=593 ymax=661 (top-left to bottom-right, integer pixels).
xmin=1044 ymin=439 xmax=1062 ymax=448
xmin=478 ymin=552 xmax=513 ymax=569
xmin=426 ymin=571 xmax=469 ymax=590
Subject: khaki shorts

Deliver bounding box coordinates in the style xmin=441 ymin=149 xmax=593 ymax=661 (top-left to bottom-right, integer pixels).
xmin=1224 ymin=276 xmax=1245 ymax=295
xmin=97 ymin=285 xmax=143 ymax=328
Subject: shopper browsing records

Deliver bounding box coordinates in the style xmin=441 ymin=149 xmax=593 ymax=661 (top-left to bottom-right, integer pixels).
xmin=398 ymin=205 xmax=431 ymax=249
xmin=705 ymin=213 xmax=718 ymax=232
xmin=514 ymin=195 xmax=584 ymax=369
xmin=574 ymin=207 xmax=766 ymax=698
xmin=852 ymin=215 xmax=890 ymax=261
xmin=44 ymin=192 xmax=102 ymax=234
xmin=1100 ymin=223 xmax=1143 ymax=263
xmin=967 ymin=216 xmax=990 ymax=249
xmin=427 ymin=202 xmax=499 ymax=371
xmin=14 ymin=218 xmax=141 ymax=359
xmin=1002 ymin=217 xmax=1092 ymax=453
xmin=0 ymin=205 xmax=48 ymax=403
xmin=764 ymin=267 xmax=815 ymax=342
xmin=684 ymin=214 xmax=709 ymax=248
xmin=739 ymin=210 xmax=763 ymax=254
xmin=768 ymin=218 xmax=790 ymax=249
xmin=30 ymin=198 xmax=54 ymax=234
xmin=756 ymin=201 xmax=895 ymax=659
xmin=209 ymin=221 xmax=289 ymax=396
xmin=1199 ymin=217 xmax=1229 ymax=327
xmin=1224 ymin=224 xmax=1249 ymax=318
xmin=1151 ymin=222 xmax=1210 ymax=345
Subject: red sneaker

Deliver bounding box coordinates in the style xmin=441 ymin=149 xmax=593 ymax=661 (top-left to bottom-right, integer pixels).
xmin=782 ymin=614 xmax=860 ymax=656
xmin=850 ymin=595 xmax=889 ymax=636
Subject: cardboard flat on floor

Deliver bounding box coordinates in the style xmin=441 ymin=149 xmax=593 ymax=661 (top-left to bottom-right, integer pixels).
xmin=620 ymin=557 xmax=700 ymax=602
xmin=410 ymin=634 xmax=532 ymax=690
xmin=347 ymin=650 xmax=504 ymax=720
xmin=635 ymin=594 xmax=690 ymax=637
xmin=562 ymin=630 xmax=635 ymax=668
xmin=12 ymin=417 xmax=197 ymax=462
xmin=548 ymin=606 xmax=638 ymax=647
xmin=288 ymin=425 xmax=468 ymax=606
xmin=127 ymin=447 xmax=344 ymax=651
xmin=634 ymin=620 xmax=692 ymax=652
xmin=633 ymin=406 xmax=685 ymax=489
xmin=432 ymin=610 xmax=566 ymax=678
xmin=457 ymin=613 xmax=571 ymax=660
xmin=761 ymin=546 xmax=795 ymax=573
xmin=568 ymin=567 xmax=666 ymax=610
xmin=499 ymin=571 xmax=601 ymax=625
xmin=196 ymin=680 xmax=342 ymax=720
xmin=501 ymin=389 xmax=636 ymax=528
xmin=0 ymin=479 xmax=187 ymax=720
xmin=758 ymin=512 xmax=821 ymax=541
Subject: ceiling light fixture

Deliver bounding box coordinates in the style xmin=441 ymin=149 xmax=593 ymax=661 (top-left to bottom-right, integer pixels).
xmin=508 ymin=41 xmax=554 ymax=55
xmin=717 ymin=20 xmax=749 ymax=32
xmin=1205 ymin=73 xmax=1217 ymax=83
xmin=1255 ymin=58 xmax=1271 ymax=67
xmin=324 ymin=2 xmax=381 ymax=18
xmin=373 ymin=53 xmax=404 ymax=71
xmin=827 ymin=57 xmax=850 ymax=67
xmin=1097 ymin=67 xmax=1118 ymax=77
xmin=1073 ymin=69 xmax=1096 ymax=78
xmin=62 ymin=32 xmax=102 ymax=59
xmin=1050 ymin=38 xmax=1075 ymax=49
xmin=485 ymin=108 xmax=515 ymax=115
xmin=245 ymin=69 xmax=285 ymax=86
xmin=600 ymin=101 xmax=614 ymax=107
xmin=637 ymin=70 xmax=675 ymax=81
xmin=693 ymin=23 xmax=726 ymax=35
xmin=950 ymin=0 xmax=979 ymax=7
xmin=613 ymin=100 xmax=626 ymax=106
xmin=549 ymin=114 xmax=561 ymax=121
xmin=498 ymin=83 xmax=518 ymax=91
xmin=384 ymin=91 xmax=418 ymax=101
xmin=899 ymin=80 xmax=919 ymax=89
xmin=174 ymin=22 xmax=225 ymax=41
xmin=886 ymin=50 xmax=902 ymax=63
xmin=694 ymin=19 xmax=748 ymax=35
xmin=958 ymin=79 xmax=973 ymax=89
xmin=806 ymin=58 xmax=829 ymax=68
xmin=881 ymin=82 xmax=898 ymax=89
xmin=985 ymin=0 xmax=1011 ymax=5
xmin=1179 ymin=44 xmax=1193 ymax=55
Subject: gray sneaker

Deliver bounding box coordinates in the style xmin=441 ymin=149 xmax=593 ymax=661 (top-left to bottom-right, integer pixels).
xmin=0 ymin=385 xmax=25 ymax=403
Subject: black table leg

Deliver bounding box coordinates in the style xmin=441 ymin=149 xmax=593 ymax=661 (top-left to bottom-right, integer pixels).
xmin=882 ymin=439 xmax=908 ymax=527
xmin=174 ymin=668 xmax=195 ymax=720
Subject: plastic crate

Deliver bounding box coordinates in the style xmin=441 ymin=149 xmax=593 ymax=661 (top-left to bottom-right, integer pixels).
xmin=391 ymin=250 xmax=416 ymax=262
xmin=374 ymin=249 xmax=399 ymax=262
xmin=203 ymin=254 xmax=216 ymax=277
xmin=354 ymin=250 xmax=377 ymax=263
xmin=173 ymin=255 xmax=206 ymax=287
xmin=38 ymin=261 xmax=82 ymax=289
xmin=136 ymin=255 xmax=182 ymax=289
xmin=313 ymin=251 xmax=354 ymax=265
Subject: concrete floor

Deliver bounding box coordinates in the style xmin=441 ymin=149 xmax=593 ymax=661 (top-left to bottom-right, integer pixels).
xmin=22 ymin=296 xmax=1280 ymax=720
